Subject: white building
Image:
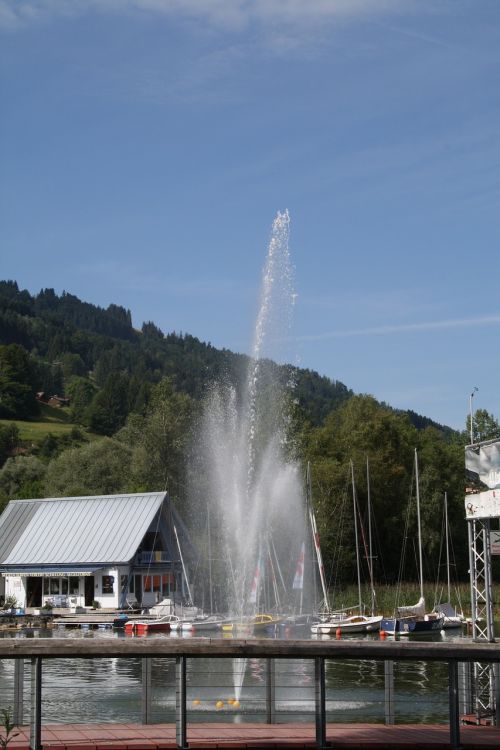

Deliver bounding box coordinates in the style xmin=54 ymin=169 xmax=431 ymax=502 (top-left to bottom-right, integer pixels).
xmin=0 ymin=491 xmax=193 ymax=611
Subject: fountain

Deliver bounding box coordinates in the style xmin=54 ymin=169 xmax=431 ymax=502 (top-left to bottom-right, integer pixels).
xmin=188 ymin=212 xmax=310 ymax=701
xmin=190 ymin=210 xmax=308 ymax=622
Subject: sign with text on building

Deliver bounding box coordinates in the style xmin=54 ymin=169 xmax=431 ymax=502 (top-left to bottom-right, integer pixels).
xmin=491 ymin=531 xmax=500 ymax=555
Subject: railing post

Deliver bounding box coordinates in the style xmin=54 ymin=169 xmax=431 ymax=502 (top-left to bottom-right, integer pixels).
xmin=448 ymin=660 xmax=461 ymax=750
xmin=13 ymin=658 xmax=24 ymax=726
xmin=314 ymin=656 xmax=329 ymax=749
xmin=142 ymin=657 xmax=152 ymax=724
xmin=266 ymin=658 xmax=275 ymax=724
xmin=495 ymin=663 xmax=500 ymax=726
xmin=384 ymin=660 xmax=394 ymax=724
xmin=29 ymin=657 xmax=42 ymax=750
xmin=459 ymin=661 xmax=474 ymax=718
xmin=175 ymin=656 xmax=188 ymax=749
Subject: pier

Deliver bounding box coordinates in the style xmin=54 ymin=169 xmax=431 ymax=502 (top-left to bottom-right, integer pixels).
xmin=0 ymin=611 xmax=150 ymax=632
xmin=7 ymin=719 xmax=500 ymax=749
xmin=1 ymin=638 xmax=499 ymax=750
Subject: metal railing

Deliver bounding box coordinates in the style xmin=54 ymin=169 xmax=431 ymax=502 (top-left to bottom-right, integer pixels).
xmin=136 ymin=551 xmax=171 ymax=564
xmin=1 ymin=638 xmax=499 ymax=750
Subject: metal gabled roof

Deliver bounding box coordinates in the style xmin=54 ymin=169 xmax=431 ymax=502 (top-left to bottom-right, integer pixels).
xmin=0 ymin=491 xmax=168 ymax=567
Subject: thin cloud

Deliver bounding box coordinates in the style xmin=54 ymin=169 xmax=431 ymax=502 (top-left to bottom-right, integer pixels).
xmin=366 ymin=18 xmax=454 ymax=49
xmin=76 ymin=260 xmax=251 ymax=301
xmin=0 ymin=0 xmax=424 ymax=32
xmin=298 ymin=315 xmax=500 ymax=342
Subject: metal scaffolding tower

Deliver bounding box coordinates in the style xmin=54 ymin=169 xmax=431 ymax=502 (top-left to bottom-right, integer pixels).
xmin=465 ymin=438 xmax=500 ymax=724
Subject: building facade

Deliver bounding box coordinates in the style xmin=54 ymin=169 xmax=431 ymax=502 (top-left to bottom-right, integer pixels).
xmin=0 ymin=491 xmax=193 ymax=611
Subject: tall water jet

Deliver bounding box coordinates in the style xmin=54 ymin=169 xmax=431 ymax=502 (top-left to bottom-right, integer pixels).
xmin=190 ymin=210 xmax=307 ymax=622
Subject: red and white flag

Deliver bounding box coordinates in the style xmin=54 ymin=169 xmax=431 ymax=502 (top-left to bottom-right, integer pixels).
xmin=249 ymin=557 xmax=262 ymax=604
xmin=292 ymin=542 xmax=305 ymax=590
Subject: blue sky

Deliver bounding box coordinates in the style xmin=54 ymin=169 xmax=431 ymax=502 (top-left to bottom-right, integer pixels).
xmin=1 ymin=0 xmax=499 ymax=431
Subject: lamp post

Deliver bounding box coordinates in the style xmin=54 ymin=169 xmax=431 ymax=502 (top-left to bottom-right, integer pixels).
xmin=469 ymin=387 xmax=478 ymax=445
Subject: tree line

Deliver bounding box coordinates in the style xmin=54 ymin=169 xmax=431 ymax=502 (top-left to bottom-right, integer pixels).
xmin=1 ymin=279 xmax=499 ymax=587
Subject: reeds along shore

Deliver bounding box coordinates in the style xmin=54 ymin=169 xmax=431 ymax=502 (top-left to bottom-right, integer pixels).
xmin=329 ymin=582 xmax=500 ymax=619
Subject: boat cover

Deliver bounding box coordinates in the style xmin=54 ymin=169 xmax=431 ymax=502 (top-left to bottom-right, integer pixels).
xmin=435 ymin=602 xmax=458 ymax=617
xmin=396 ymin=595 xmax=426 ymax=617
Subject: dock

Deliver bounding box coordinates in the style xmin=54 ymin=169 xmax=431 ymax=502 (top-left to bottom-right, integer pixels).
xmin=0 ymin=609 xmax=149 ymax=631
xmin=8 ymin=721 xmax=500 ymax=749
xmin=2 ymin=637 xmax=499 ymax=750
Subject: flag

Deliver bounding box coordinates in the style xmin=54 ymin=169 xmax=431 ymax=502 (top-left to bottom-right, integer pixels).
xmin=248 ymin=557 xmax=261 ymax=604
xmin=292 ymin=542 xmax=305 ymax=590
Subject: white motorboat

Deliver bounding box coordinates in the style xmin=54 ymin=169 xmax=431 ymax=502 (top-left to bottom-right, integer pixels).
xmin=311 ymin=613 xmax=383 ymax=635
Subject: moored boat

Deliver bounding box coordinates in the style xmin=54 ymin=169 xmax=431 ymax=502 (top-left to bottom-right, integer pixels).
xmin=380 ymin=597 xmax=444 ymax=636
xmin=169 ymin=617 xmax=194 ymax=632
xmin=312 ymin=613 xmax=383 ymax=635
xmin=190 ymin=615 xmax=231 ymax=632
xmin=431 ymin=494 xmax=465 ymax=630
xmin=432 ymin=601 xmax=465 ymax=629
xmin=113 ymin=614 xmax=129 ymax=629
xmin=124 ymin=614 xmax=179 ymax=635
xmin=381 ymin=450 xmax=445 ymax=637
xmin=251 ymin=613 xmax=284 ymax=633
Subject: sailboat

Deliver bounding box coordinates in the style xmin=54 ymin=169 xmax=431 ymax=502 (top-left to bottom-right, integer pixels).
xmin=432 ymin=492 xmax=465 ymax=629
xmin=311 ymin=460 xmax=382 ymax=635
xmin=381 ymin=449 xmax=444 ymax=636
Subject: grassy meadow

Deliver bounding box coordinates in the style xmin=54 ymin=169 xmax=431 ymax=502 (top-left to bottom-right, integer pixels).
xmin=0 ymin=404 xmax=98 ymax=443
xmin=333 ymin=581 xmax=500 ymax=620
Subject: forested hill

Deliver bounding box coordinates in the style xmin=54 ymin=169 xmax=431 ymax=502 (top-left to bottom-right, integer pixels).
xmin=0 ymin=280 xmax=354 ymax=427
xmin=3 ymin=280 xmax=500 ymax=583
xmin=0 ymin=279 xmax=458 ymax=435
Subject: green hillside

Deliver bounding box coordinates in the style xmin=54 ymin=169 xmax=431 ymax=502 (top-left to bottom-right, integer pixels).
xmin=2 ymin=279 xmax=499 ymax=583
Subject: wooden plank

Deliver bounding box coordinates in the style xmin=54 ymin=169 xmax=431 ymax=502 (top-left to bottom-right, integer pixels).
xmin=0 ymin=638 xmax=499 ymax=661
xmin=8 ymin=721 xmax=500 ymax=750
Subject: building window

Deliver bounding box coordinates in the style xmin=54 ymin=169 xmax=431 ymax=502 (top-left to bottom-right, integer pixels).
xmin=102 ymin=575 xmax=114 ymax=595
xmin=144 ymin=575 xmax=152 ymax=593
xmin=49 ymin=578 xmax=60 ymax=595
xmin=69 ymin=577 xmax=79 ymax=595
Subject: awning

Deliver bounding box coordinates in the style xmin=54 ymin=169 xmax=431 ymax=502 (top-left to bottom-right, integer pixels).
xmin=1 ymin=566 xmax=103 ymax=578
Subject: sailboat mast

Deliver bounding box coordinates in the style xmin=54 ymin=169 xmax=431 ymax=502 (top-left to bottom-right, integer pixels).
xmin=306 ymin=463 xmax=317 ymax=610
xmin=307 ymin=462 xmax=330 ymax=613
xmin=414 ymin=448 xmax=424 ymax=601
xmin=174 ymin=524 xmax=194 ymax=607
xmin=207 ymin=501 xmax=213 ymax=615
xmin=366 ymin=456 xmax=375 ymax=616
xmin=350 ymin=460 xmax=363 ymax=615
xmin=444 ymin=491 xmax=451 ymax=602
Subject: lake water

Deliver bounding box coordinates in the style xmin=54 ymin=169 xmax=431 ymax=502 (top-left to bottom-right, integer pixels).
xmin=0 ymin=624 xmax=484 ymax=726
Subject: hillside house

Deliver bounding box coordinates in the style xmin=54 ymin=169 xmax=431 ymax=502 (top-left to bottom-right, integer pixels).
xmin=0 ymin=491 xmax=194 ymax=610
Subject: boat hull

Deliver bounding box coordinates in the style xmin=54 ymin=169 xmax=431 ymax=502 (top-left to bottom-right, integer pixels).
xmin=441 ymin=616 xmax=465 ymax=629
xmin=312 ymin=615 xmax=383 ymax=635
xmin=124 ymin=620 xmax=171 ymax=635
xmin=380 ymin=615 xmax=444 ymax=636
xmin=191 ymin=617 xmax=230 ymax=632
xmin=252 ymin=615 xmax=284 ymax=633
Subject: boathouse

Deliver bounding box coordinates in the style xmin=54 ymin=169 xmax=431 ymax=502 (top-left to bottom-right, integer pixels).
xmin=0 ymin=491 xmax=193 ymax=611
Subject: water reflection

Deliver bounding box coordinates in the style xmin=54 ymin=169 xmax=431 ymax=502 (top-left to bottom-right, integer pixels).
xmin=0 ymin=626 xmax=483 ymax=725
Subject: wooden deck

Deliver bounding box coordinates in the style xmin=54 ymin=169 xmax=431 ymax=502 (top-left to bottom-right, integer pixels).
xmin=9 ymin=722 xmax=500 ymax=749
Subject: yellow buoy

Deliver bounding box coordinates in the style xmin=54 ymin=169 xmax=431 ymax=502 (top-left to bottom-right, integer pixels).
xmin=227 ymin=698 xmax=234 ymax=705
xmin=216 ymin=700 xmax=224 ymax=709
xmin=192 ymin=699 xmax=201 ymax=706
xmin=232 ymin=700 xmax=240 ymax=708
